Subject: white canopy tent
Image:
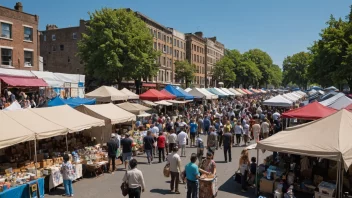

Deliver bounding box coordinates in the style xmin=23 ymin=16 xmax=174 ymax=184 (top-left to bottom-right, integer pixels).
xmin=3 ymin=101 xmax=22 ymax=111
xmin=214 ymin=88 xmax=229 ymax=96
xmin=154 ymin=100 xmax=172 ymax=106
xmin=220 ymin=88 xmax=235 ymax=96
xmin=120 ymin=88 xmax=139 ymax=100
xmin=320 ymin=93 xmax=345 ymax=106
xmin=228 ymin=88 xmax=243 ymax=96
xmin=31 ymin=71 xmax=64 ymax=87
xmin=187 ymin=88 xmax=218 ymax=100
xmin=282 ymin=93 xmax=299 ymax=102
xmin=85 ymin=86 xmax=128 ymax=102
xmin=263 ymin=95 xmax=293 ymax=107
xmin=184 ymin=88 xmax=192 ymax=92
xmin=142 ymin=100 xmax=157 ymax=106
xmin=200 ymin=88 xmax=218 ymax=99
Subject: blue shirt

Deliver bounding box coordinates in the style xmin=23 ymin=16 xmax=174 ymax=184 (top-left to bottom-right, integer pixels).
xmin=203 ymin=118 xmax=211 ymax=128
xmin=185 ymin=162 xmax=199 ymax=181
xmin=189 ymin=123 xmax=197 ymax=133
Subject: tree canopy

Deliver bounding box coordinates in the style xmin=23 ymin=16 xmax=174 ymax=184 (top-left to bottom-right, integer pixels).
xmin=212 ymin=57 xmax=236 ymax=87
xmin=174 ymin=60 xmax=196 ymax=88
xmin=77 ymin=8 xmax=159 ymax=87
xmin=282 ymin=52 xmax=311 ymax=89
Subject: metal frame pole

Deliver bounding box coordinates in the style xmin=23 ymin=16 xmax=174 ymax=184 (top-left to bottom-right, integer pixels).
xmin=34 ymin=139 xmax=37 ymax=176
xmin=255 ymin=149 xmax=259 ymax=196
xmin=66 ymin=135 xmax=68 ymax=152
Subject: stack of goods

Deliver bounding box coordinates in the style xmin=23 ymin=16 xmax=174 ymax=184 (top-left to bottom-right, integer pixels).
xmin=0 ymin=168 xmax=37 ymax=192
xmin=78 ymin=146 xmax=107 ymax=165
xmin=314 ymin=181 xmax=336 ymax=198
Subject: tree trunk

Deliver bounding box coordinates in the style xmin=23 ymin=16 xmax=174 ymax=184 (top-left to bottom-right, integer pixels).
xmin=135 ymin=79 xmax=142 ymax=94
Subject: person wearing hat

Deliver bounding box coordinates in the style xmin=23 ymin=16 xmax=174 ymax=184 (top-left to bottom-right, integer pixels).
xmin=107 ymin=133 xmax=119 ymax=173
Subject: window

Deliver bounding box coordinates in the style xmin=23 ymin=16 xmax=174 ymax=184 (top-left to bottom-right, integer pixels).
xmin=23 ymin=27 xmax=33 ymax=41
xmin=197 ymin=55 xmax=199 ymax=63
xmin=158 ymin=43 xmax=161 ymax=50
xmin=163 ymin=45 xmax=166 ymax=53
xmin=158 ymin=32 xmax=161 ymax=39
xmin=167 ymin=36 xmax=169 ymax=43
xmin=177 ymin=40 xmax=179 ymax=48
xmin=60 ymin=45 xmax=64 ymax=51
xmin=166 ymin=46 xmax=169 ymax=54
xmin=163 ymin=57 xmax=166 ymax=66
xmin=153 ymin=30 xmax=157 ymax=38
xmin=73 ymin=32 xmax=77 ymax=39
xmin=150 ymin=28 xmax=153 ymax=35
xmin=180 ymin=41 xmax=183 ymax=49
xmin=174 ymin=39 xmax=176 ymax=46
xmin=1 ymin=23 xmax=12 ymax=39
xmin=52 ymin=45 xmax=57 ymax=51
xmin=24 ymin=51 xmax=33 ymax=67
xmin=43 ymin=35 xmax=46 ymax=41
xmin=52 ymin=34 xmax=56 ymax=41
xmin=193 ymin=54 xmax=196 ymax=61
xmin=154 ymin=42 xmax=157 ymax=49
xmin=1 ymin=48 xmax=12 ymax=66
xmin=197 ymin=46 xmax=199 ymax=52
xmin=163 ymin=35 xmax=166 ymax=41
xmin=180 ymin=52 xmax=183 ymax=59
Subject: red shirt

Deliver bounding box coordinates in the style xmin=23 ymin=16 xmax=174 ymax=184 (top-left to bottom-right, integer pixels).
xmin=157 ymin=135 xmax=166 ymax=148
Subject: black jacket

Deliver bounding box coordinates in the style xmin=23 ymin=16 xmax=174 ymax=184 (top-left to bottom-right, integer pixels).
xmin=107 ymin=139 xmax=118 ymax=156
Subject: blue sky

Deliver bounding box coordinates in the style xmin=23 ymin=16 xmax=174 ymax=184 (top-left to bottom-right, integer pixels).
xmin=4 ymin=0 xmax=351 ymax=66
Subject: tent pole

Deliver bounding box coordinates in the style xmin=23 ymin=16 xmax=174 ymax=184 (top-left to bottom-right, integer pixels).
xmin=255 ymin=149 xmax=259 ymax=196
xmin=66 ymin=135 xmax=68 ymax=152
xmin=34 ymin=139 xmax=37 ymax=176
xmin=336 ymin=159 xmax=340 ymax=198
xmin=340 ymin=157 xmax=343 ymax=198
xmin=29 ymin=141 xmax=31 ymax=160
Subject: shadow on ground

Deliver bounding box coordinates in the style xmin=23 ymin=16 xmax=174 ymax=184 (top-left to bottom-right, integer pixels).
xmin=218 ymin=175 xmax=257 ymax=198
xmin=150 ymin=188 xmax=174 ymax=195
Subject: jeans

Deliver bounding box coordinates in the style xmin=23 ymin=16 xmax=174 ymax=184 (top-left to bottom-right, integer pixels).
xmin=204 ymin=127 xmax=209 ymax=135
xmin=180 ymin=144 xmax=186 ymax=156
xmin=108 ymin=155 xmax=116 ymax=172
xmin=224 ymin=146 xmax=232 ymax=162
xmin=63 ymin=180 xmax=73 ymax=196
xmin=158 ymin=147 xmax=165 ymax=162
xmin=170 ymin=171 xmax=180 ymax=191
xmin=169 ymin=143 xmax=176 ymax=152
xmin=187 ymin=180 xmax=199 ymax=198
xmin=236 ymin=134 xmax=241 ymax=145
xmin=241 ymin=171 xmax=248 ymax=190
xmin=128 ymin=187 xmax=141 ymax=198
xmin=218 ymin=134 xmax=223 ymax=147
xmin=145 ymin=149 xmax=153 ymax=163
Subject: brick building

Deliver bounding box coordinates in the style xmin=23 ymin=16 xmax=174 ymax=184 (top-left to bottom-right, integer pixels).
xmin=205 ymin=37 xmax=225 ymax=87
xmin=40 ymin=20 xmax=86 ymax=74
xmin=169 ymin=28 xmax=186 ymax=83
xmin=185 ymin=32 xmax=206 ymax=87
xmin=0 ymin=2 xmax=40 ymax=71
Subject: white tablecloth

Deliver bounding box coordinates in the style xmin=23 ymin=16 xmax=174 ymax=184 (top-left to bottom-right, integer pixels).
xmin=48 ymin=163 xmax=83 ymax=190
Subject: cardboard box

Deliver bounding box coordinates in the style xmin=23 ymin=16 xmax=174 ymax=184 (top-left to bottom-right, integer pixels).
xmin=39 ymin=161 xmax=46 ymax=168
xmin=315 ymin=191 xmax=333 ymax=198
xmin=318 ymin=181 xmax=336 ymax=197
xmin=260 ymin=178 xmax=274 ymax=194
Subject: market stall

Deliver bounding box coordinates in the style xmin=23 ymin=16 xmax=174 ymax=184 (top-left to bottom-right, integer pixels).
xmin=263 ymin=95 xmax=293 ymax=107
xmin=85 ymin=86 xmax=128 ymax=102
xmin=0 ymin=178 xmax=44 ymax=198
xmin=119 ymin=88 xmax=139 ymax=100
xmin=255 ymin=109 xmax=352 ymax=197
xmin=207 ymin=88 xmax=227 ymax=98
xmin=174 ymin=86 xmax=195 ymax=100
xmin=187 ymin=88 xmax=218 ymax=100
xmin=139 ymin=89 xmax=171 ymax=101
xmin=117 ymin=102 xmax=151 ymax=115
xmin=48 ymin=96 xmax=96 ymax=108
xmin=228 ymin=88 xmax=243 ymax=96
xmin=282 ymin=101 xmax=337 ymax=120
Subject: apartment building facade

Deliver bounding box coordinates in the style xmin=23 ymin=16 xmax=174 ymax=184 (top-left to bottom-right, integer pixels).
xmin=170 ymin=28 xmax=186 ymax=83
xmin=0 ymin=2 xmax=40 ymax=71
xmin=185 ymin=32 xmax=206 ymax=87
xmin=205 ymin=37 xmax=225 ymax=87
xmin=40 ymin=20 xmax=85 ymax=74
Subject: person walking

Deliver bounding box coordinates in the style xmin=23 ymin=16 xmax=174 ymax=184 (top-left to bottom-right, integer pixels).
xmin=121 ymin=133 xmax=133 ymax=169
xmin=107 ymin=134 xmax=119 ymax=173
xmin=122 ymin=159 xmax=145 ymax=198
xmin=207 ymin=127 xmax=218 ymax=155
xmin=243 ymin=121 xmax=250 ymax=145
xmin=238 ymin=150 xmax=250 ymax=192
xmin=168 ymin=129 xmax=177 ymax=152
xmin=185 ymin=153 xmax=200 ymax=198
xmin=252 ymin=119 xmax=261 ymax=142
xmin=167 ymin=146 xmax=182 ymax=194
xmin=196 ymin=135 xmax=205 ymax=164
xmin=203 ymin=116 xmax=211 ymax=135
xmin=61 ymin=154 xmax=75 ymax=197
xmin=222 ymin=129 xmax=232 ymax=163
xmin=261 ymin=119 xmax=270 ymax=139
xmin=177 ymin=129 xmax=188 ymax=157
xmin=234 ymin=121 xmax=243 ymax=146
xmin=157 ymin=132 xmax=166 ymax=163
xmin=189 ymin=120 xmax=198 ymax=147
xmin=143 ymin=131 xmax=155 ymax=165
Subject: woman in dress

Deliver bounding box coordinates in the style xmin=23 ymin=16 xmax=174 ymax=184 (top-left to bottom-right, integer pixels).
xmin=198 ymin=152 xmax=217 ymax=198
xmin=238 ymin=149 xmax=250 ymax=192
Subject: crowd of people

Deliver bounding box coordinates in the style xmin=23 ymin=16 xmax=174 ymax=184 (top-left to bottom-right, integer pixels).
xmin=0 ymin=88 xmax=47 ymax=109
xmin=106 ymin=94 xmax=289 ymax=198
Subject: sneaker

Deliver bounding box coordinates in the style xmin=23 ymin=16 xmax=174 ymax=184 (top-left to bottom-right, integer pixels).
xmin=175 ymin=191 xmax=180 ymax=194
xmin=70 ymin=195 xmax=74 ymax=197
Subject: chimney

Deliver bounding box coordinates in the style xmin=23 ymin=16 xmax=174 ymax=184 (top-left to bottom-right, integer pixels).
xmin=14 ymin=2 xmax=23 ymax=12
xmin=46 ymin=24 xmax=58 ymax=30
xmin=209 ymin=36 xmax=217 ymax=42
xmin=194 ymin=31 xmax=203 ymax=38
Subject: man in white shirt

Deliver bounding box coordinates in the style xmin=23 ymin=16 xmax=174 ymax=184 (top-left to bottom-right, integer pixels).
xmin=252 ymin=120 xmax=261 ymax=142
xmin=168 ymin=129 xmax=177 ymax=152
xmin=177 ymin=130 xmax=188 ymax=157
xmin=167 ymin=146 xmax=182 ymax=194
xmin=261 ymin=120 xmax=270 ymax=139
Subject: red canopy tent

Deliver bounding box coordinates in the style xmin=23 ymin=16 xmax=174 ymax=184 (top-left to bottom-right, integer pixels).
xmin=140 ymin=89 xmax=173 ymax=101
xmin=160 ymin=89 xmax=176 ymax=99
xmin=282 ymin=101 xmax=337 ymax=120
xmin=241 ymin=88 xmax=252 ymax=95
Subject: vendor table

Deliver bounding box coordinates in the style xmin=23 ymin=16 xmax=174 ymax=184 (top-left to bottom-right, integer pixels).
xmin=84 ymin=161 xmax=107 ymax=177
xmin=48 ymin=163 xmax=83 ymax=190
xmin=199 ymin=176 xmax=218 ymax=198
xmin=0 ymin=178 xmax=45 ymax=198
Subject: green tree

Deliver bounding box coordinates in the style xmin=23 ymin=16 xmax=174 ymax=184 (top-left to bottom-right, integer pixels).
xmin=212 ymin=57 xmax=236 ymax=87
xmin=309 ymin=7 xmax=352 ymax=89
xmin=77 ymin=8 xmax=159 ymax=90
xmin=243 ymin=49 xmax=273 ymax=87
xmin=268 ymin=64 xmax=283 ymax=87
xmin=282 ymin=52 xmax=311 ymax=89
xmin=174 ymin=60 xmax=196 ymax=88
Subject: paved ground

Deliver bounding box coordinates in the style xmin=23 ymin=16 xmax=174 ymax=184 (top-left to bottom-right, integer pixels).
xmin=46 ymin=135 xmax=268 ymax=198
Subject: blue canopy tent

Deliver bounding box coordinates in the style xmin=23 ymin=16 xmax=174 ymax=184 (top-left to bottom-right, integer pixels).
xmin=174 ymin=86 xmax=195 ymax=100
xmin=207 ymin=88 xmax=226 ymax=98
xmin=164 ymin=85 xmax=193 ymax=100
xmin=48 ymin=97 xmax=96 ymax=108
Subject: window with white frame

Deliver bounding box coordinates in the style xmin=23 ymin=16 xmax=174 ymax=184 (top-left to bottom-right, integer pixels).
xmin=52 ymin=34 xmax=56 ymax=41
xmin=24 ymin=27 xmax=33 ymax=41
xmin=43 ymin=35 xmax=46 ymax=41
xmin=1 ymin=23 xmax=12 ymax=39
xmin=1 ymin=48 xmax=12 ymax=66
xmin=73 ymin=32 xmax=77 ymax=39
xmin=24 ymin=51 xmax=33 ymax=67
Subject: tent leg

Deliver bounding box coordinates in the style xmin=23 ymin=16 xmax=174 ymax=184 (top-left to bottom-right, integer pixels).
xmin=336 ymin=160 xmax=340 ymax=198
xmin=340 ymin=158 xmax=343 ymax=198
xmin=29 ymin=141 xmax=31 ymax=160
xmin=66 ymin=135 xmax=68 ymax=152
xmin=255 ymin=149 xmax=259 ymax=196
xmin=34 ymin=139 xmax=37 ymax=176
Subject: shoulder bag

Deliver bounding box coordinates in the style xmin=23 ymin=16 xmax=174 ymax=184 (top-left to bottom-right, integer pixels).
xmin=120 ymin=171 xmax=129 ymax=196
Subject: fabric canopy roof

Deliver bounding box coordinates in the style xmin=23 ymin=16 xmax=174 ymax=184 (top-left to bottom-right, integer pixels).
xmin=30 ymin=105 xmax=104 ymax=133
xmin=142 ymin=100 xmax=157 ymax=106
xmin=0 ymin=111 xmax=35 ymax=149
xmin=164 ymin=85 xmax=194 ymax=100
xmin=263 ymin=95 xmax=293 ymax=107
xmin=85 ymin=86 xmax=128 ymax=102
xmin=282 ymin=101 xmax=337 ymax=120
xmin=31 ymin=71 xmax=64 ymax=87
xmin=160 ymin=89 xmax=177 ymax=99
xmin=175 ymin=86 xmax=195 ymax=100
xmin=257 ymin=110 xmax=352 ymax=169
xmin=283 ymin=93 xmax=299 ymax=102
xmin=76 ymin=103 xmax=136 ymax=125
xmin=140 ymin=89 xmax=171 ymax=101
xmin=207 ymin=88 xmax=227 ymax=97
xmin=187 ymin=88 xmax=215 ymax=99
xmin=4 ymin=109 xmax=68 ymax=140
xmin=320 ymin=93 xmax=345 ymax=106
xmin=345 ymin=103 xmax=352 ymax=111
xmin=184 ymin=88 xmax=192 ymax=92
xmin=228 ymin=88 xmax=243 ymax=96
xmin=214 ymin=88 xmax=229 ymax=96
xmin=53 ymin=72 xmax=85 ymax=84
xmin=200 ymin=88 xmax=218 ymax=99
xmin=325 ymin=96 xmax=352 ymax=110
xmin=154 ymin=100 xmax=172 ymax=106
xmin=48 ymin=97 xmax=96 ymax=108
xmin=117 ymin=102 xmax=151 ymax=115
xmin=120 ymin=88 xmax=139 ymax=100
xmin=3 ymin=101 xmax=22 ymax=111
xmin=236 ymin=88 xmax=247 ymax=95
xmin=241 ymin=89 xmax=252 ymax=95
xmin=0 ymin=76 xmax=48 ymax=87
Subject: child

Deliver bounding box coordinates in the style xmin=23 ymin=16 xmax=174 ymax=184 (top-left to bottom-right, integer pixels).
xmin=248 ymin=157 xmax=257 ymax=186
xmin=60 ymin=154 xmax=75 ymax=197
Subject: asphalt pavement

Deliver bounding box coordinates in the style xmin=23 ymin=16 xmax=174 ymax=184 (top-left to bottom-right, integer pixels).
xmin=46 ymin=135 xmax=269 ymax=198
